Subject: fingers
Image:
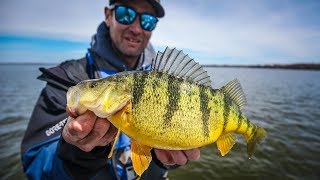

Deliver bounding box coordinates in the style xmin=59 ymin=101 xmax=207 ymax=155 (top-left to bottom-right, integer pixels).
xmin=154 ymin=148 xmax=201 ymax=166
xmin=170 ymin=150 xmax=189 ymax=165
xmin=66 ymin=106 xmax=78 ymax=118
xmin=77 ymin=117 xmax=118 ymax=151
xmin=63 ymin=111 xmax=97 ymax=142
xmin=154 ymin=149 xmax=175 ymax=165
xmin=96 ymin=121 xmax=118 ymax=146
xmin=183 ymin=148 xmax=201 ymax=161
xmin=62 ymin=110 xmax=117 ymax=152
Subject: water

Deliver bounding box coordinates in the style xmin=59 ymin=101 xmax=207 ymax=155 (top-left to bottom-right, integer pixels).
xmin=0 ymin=64 xmax=52 ymax=180
xmin=0 ymin=64 xmax=319 ymax=180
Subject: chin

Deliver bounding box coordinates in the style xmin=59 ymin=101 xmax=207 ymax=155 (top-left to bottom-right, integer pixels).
xmin=122 ymin=46 xmax=143 ymax=56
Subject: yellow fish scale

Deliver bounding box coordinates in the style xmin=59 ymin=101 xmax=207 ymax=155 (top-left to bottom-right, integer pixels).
xmin=205 ymin=91 xmax=226 ymax=139
xmin=118 ymin=72 xmax=250 ymax=150
xmin=217 ymin=96 xmax=256 ymax=140
xmin=129 ymin=73 xmax=171 ymax=148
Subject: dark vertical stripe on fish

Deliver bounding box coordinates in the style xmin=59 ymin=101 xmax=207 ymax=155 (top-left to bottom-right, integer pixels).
xmin=200 ymin=86 xmax=210 ymax=137
xmin=250 ymin=124 xmax=257 ymax=138
xmin=235 ymin=112 xmax=242 ymax=131
xmin=132 ymin=72 xmax=147 ymax=106
xmin=244 ymin=118 xmax=251 ymax=134
xmin=163 ymin=75 xmax=182 ymax=126
xmin=222 ymin=96 xmax=231 ymax=132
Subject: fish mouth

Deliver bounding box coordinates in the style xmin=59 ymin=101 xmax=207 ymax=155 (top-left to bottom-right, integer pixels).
xmin=66 ymin=86 xmax=81 ymax=112
xmin=67 ymin=83 xmax=128 ymax=117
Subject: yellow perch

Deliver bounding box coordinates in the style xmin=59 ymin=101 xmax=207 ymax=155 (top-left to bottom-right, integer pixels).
xmin=67 ymin=47 xmax=267 ymax=176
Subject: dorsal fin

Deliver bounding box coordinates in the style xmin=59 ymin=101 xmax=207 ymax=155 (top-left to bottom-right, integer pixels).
xmin=221 ymin=79 xmax=247 ymax=110
xmin=152 ymin=47 xmax=212 ymax=87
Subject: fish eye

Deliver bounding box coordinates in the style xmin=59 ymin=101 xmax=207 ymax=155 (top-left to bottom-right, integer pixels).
xmin=88 ymin=82 xmax=96 ymax=88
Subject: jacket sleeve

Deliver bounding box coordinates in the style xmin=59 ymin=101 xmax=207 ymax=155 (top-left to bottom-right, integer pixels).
xmin=21 ymin=61 xmax=112 ymax=179
xmin=21 ymin=83 xmax=72 ymax=179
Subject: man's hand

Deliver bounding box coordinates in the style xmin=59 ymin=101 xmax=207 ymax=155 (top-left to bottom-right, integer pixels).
xmin=154 ymin=148 xmax=201 ymax=166
xmin=62 ymin=108 xmax=118 ymax=152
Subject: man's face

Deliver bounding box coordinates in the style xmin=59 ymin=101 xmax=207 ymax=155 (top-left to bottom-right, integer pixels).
xmin=105 ymin=0 xmax=156 ymax=57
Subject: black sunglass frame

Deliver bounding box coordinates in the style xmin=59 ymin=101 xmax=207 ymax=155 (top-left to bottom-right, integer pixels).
xmin=112 ymin=5 xmax=158 ymax=31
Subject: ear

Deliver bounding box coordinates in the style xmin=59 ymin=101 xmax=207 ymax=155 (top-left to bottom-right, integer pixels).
xmin=105 ymin=7 xmax=112 ymax=27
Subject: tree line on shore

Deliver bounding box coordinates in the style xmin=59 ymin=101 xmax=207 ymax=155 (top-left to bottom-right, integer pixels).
xmin=203 ymin=63 xmax=320 ymax=70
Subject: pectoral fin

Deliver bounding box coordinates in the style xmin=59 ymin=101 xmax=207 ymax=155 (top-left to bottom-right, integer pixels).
xmin=108 ymin=129 xmax=121 ymax=158
xmin=131 ymin=139 xmax=152 ymax=176
xmin=216 ymin=133 xmax=236 ymax=156
xmin=107 ymin=100 xmax=132 ymax=129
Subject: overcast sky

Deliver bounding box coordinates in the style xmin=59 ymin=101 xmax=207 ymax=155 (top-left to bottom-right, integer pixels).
xmin=1 ymin=0 xmax=319 ymax=64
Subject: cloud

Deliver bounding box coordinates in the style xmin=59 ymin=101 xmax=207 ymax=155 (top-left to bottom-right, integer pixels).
xmin=0 ymin=0 xmax=106 ymax=41
xmin=1 ymin=0 xmax=319 ymax=64
xmin=154 ymin=0 xmax=320 ymax=64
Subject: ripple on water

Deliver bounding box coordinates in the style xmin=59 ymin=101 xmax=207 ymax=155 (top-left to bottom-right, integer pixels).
xmin=0 ymin=152 xmax=27 ymax=180
xmin=0 ymin=116 xmax=28 ymax=180
xmin=1 ymin=66 xmax=320 ymax=179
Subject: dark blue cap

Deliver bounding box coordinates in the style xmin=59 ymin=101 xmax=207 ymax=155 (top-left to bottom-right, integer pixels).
xmin=109 ymin=0 xmax=165 ymax=17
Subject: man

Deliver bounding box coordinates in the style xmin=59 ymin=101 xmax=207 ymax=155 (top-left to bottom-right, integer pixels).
xmin=21 ymin=0 xmax=200 ymax=179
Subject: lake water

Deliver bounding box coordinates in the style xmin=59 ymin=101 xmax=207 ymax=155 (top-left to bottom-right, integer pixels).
xmin=0 ymin=64 xmax=319 ymax=180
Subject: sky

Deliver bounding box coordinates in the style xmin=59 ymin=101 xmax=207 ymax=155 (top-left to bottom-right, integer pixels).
xmin=0 ymin=0 xmax=319 ymax=65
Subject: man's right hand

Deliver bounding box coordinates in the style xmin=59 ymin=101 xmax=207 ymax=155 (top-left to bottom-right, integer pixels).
xmin=62 ymin=108 xmax=118 ymax=152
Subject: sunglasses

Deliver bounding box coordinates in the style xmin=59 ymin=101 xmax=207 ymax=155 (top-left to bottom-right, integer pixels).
xmin=112 ymin=5 xmax=158 ymax=31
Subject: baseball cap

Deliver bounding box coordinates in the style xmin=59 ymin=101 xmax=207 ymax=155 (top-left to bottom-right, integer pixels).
xmin=109 ymin=0 xmax=165 ymax=17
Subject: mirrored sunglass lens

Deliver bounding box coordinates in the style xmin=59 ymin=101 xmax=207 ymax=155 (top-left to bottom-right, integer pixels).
xmin=140 ymin=14 xmax=158 ymax=31
xmin=115 ymin=6 xmax=136 ymax=25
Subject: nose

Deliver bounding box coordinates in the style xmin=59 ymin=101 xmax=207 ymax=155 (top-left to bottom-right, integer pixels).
xmin=129 ymin=16 xmax=143 ymax=34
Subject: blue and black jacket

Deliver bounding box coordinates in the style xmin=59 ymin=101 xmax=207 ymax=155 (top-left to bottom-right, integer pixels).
xmin=20 ymin=22 xmax=170 ymax=180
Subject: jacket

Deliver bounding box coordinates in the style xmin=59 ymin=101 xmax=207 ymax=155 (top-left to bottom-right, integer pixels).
xmin=21 ymin=22 xmax=169 ymax=180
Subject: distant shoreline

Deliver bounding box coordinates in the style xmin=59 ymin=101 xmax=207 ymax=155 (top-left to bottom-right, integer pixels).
xmin=1 ymin=62 xmax=319 ymax=70
xmin=203 ymin=63 xmax=320 ymax=70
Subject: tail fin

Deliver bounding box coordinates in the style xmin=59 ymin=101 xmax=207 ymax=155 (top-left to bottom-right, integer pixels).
xmin=246 ymin=127 xmax=267 ymax=158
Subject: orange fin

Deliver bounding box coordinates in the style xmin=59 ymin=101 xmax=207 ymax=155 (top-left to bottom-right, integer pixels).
xmin=216 ymin=133 xmax=236 ymax=156
xmin=131 ymin=139 xmax=152 ymax=176
xmin=108 ymin=129 xmax=121 ymax=158
xmin=107 ymin=100 xmax=132 ymax=129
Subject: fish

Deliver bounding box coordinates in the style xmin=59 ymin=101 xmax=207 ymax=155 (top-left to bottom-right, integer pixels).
xmin=66 ymin=47 xmax=267 ymax=176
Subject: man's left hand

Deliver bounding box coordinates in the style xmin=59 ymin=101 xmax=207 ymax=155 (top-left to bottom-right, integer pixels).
xmin=154 ymin=148 xmax=201 ymax=166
